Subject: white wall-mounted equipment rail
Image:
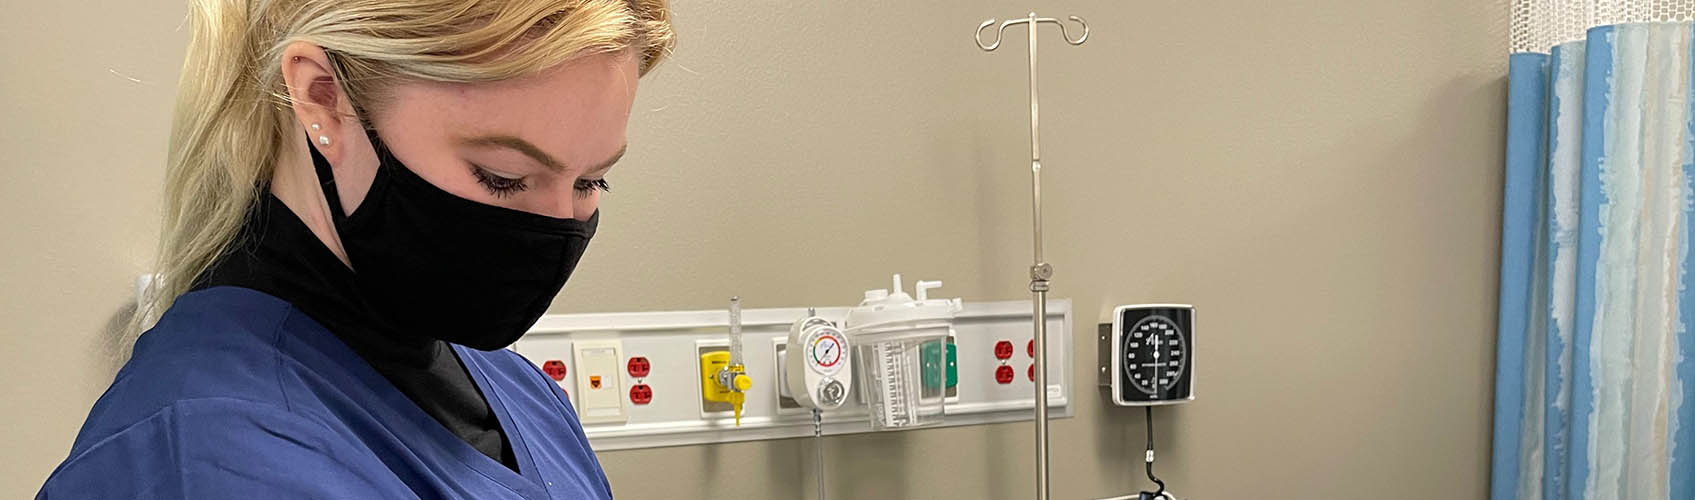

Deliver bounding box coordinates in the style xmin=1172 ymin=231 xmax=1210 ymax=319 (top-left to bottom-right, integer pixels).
xmin=512 ymin=299 xmax=1074 ymax=450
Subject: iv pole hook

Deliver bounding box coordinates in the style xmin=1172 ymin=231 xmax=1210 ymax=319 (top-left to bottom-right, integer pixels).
xmin=975 ymin=15 xmax=1088 ymax=51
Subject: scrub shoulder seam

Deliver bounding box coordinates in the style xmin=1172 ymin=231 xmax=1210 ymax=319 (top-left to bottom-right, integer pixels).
xmin=52 ymin=396 xmax=330 ymax=468
xmin=269 ymin=305 xmax=299 ymax=414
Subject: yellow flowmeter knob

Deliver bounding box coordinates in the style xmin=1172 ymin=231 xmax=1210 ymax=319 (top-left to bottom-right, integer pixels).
xmin=733 ymin=374 xmax=753 ymax=392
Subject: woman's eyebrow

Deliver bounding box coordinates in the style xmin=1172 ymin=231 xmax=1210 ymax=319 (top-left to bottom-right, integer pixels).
xmin=459 ymin=135 xmax=629 ymax=175
xmin=459 ymin=135 xmax=569 ymax=172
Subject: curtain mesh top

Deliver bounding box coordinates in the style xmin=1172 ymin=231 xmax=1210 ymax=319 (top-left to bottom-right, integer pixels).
xmin=1513 ymin=0 xmax=1695 ymax=52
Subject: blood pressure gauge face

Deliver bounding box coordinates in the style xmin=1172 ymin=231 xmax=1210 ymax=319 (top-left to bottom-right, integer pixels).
xmin=1123 ymin=315 xmax=1188 ymax=394
xmin=806 ymin=328 xmax=845 ymax=375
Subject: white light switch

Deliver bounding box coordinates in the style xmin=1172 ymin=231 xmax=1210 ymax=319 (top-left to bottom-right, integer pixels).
xmin=572 ymin=339 xmax=627 ymax=424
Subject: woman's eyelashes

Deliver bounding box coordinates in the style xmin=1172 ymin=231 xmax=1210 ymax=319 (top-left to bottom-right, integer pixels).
xmin=471 ymin=164 xmax=611 ymax=199
xmin=573 ymin=178 xmax=611 ymax=198
xmin=470 ymin=165 xmax=528 ymax=198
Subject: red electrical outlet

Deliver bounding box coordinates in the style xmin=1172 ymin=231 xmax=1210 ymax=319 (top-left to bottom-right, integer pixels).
xmin=627 ymin=356 xmax=651 ymax=378
xmin=994 ymin=340 xmax=1014 ymax=360
xmin=995 ymin=365 xmax=1015 ymax=384
xmin=629 ymin=384 xmax=653 ymax=405
xmin=1028 ymin=364 xmax=1036 ymax=382
xmin=542 ymin=360 xmax=568 ymax=381
xmin=1027 ymin=339 xmax=1035 ymax=357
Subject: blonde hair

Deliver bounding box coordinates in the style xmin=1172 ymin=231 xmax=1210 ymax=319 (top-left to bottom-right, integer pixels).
xmin=136 ymin=0 xmax=673 ymax=346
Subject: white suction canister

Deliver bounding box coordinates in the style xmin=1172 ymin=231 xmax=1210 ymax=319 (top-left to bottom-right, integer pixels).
xmin=842 ymin=273 xmax=963 ymax=430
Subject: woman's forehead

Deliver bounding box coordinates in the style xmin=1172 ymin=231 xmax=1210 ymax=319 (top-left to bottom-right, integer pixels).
xmin=388 ymin=53 xmax=639 ymax=167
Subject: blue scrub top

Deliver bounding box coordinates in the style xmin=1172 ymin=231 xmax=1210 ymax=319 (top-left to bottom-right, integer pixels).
xmin=38 ymin=287 xmax=612 ymax=499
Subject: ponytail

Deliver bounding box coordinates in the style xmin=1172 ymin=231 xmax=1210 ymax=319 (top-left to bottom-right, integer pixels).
xmin=130 ymin=0 xmax=287 ymax=350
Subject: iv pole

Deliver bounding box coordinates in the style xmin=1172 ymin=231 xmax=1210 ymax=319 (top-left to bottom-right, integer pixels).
xmin=975 ymin=12 xmax=1087 ymax=500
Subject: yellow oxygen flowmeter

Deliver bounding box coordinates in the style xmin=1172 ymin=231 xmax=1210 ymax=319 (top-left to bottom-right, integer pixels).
xmin=701 ymin=297 xmax=752 ymax=425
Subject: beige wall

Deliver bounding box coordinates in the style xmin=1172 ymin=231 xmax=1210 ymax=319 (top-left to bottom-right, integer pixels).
xmin=1 ymin=1 xmax=1507 ymax=498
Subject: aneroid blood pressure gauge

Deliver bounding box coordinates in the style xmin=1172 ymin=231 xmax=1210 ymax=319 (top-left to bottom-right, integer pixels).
xmin=1099 ymin=304 xmax=1195 ymax=406
xmin=1123 ymin=314 xmax=1187 ymax=395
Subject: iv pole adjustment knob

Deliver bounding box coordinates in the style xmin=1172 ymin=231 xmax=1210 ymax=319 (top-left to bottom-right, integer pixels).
xmin=1029 ymin=262 xmax=1054 ymax=281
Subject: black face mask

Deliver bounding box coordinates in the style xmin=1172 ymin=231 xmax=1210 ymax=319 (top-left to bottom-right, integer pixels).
xmin=310 ymin=130 xmax=597 ymax=350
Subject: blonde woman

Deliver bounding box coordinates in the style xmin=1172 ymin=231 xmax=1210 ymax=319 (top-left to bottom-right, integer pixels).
xmin=39 ymin=1 xmax=672 ymax=498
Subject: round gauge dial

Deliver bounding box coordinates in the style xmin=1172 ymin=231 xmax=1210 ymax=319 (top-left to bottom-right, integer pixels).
xmin=1122 ymin=315 xmax=1188 ymax=395
xmin=806 ymin=328 xmax=845 ymax=374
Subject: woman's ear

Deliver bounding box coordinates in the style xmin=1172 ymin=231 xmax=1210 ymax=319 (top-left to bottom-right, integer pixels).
xmin=278 ymin=41 xmax=380 ymax=214
xmin=280 ymin=42 xmax=353 ymax=164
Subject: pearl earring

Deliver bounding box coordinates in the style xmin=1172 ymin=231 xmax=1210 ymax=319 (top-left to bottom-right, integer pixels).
xmin=311 ymin=123 xmax=320 ymax=131
xmin=318 ymin=136 xmax=331 ymax=146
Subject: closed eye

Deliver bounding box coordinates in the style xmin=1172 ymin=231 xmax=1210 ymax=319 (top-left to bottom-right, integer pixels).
xmin=574 ymin=178 xmax=611 ymax=198
xmin=470 ymin=165 xmax=528 ymax=198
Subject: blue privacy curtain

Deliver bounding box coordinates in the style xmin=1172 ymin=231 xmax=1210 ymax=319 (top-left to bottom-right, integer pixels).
xmin=1493 ymin=23 xmax=1695 ymax=500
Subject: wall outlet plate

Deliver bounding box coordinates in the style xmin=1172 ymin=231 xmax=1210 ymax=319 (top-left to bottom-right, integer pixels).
xmin=772 ymin=339 xmax=808 ymax=414
xmin=573 ymin=339 xmax=629 ymax=424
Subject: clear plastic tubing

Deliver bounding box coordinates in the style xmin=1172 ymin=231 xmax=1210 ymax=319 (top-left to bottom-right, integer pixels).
xmin=728 ymin=296 xmax=743 ymax=366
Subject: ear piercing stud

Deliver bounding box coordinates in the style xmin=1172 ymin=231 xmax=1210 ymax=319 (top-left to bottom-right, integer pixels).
xmin=312 ymin=123 xmax=330 ymax=145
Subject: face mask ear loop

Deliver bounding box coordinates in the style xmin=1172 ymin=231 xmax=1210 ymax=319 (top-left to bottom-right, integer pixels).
xmin=307 ymin=140 xmax=351 ymax=226
xmin=312 ymin=49 xmax=374 ymax=228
